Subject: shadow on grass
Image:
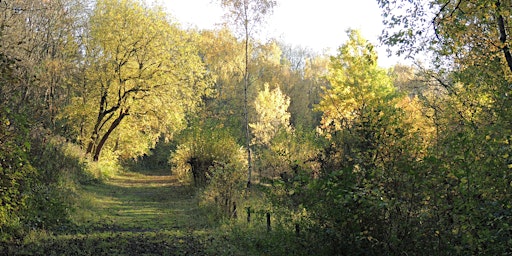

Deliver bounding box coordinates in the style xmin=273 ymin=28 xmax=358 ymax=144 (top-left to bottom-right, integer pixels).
xmin=1 ymin=171 xmax=214 ymax=255
xmin=73 ymin=172 xmax=209 ymax=233
xmin=2 ymin=230 xmax=207 ymax=256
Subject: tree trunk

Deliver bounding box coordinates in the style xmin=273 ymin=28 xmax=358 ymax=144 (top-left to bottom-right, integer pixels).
xmin=496 ymin=0 xmax=512 ymax=74
xmin=86 ymin=94 xmax=109 ymax=155
xmin=243 ymin=4 xmax=253 ymax=189
xmin=86 ymin=132 xmax=97 ymax=155
xmin=93 ymin=109 xmax=129 ymax=161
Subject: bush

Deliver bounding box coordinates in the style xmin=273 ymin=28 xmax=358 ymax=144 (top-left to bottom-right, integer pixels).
xmin=256 ymin=127 xmax=322 ymax=181
xmin=170 ymin=125 xmax=246 ymax=186
xmin=0 ymin=107 xmax=37 ymax=240
xmin=0 ymin=106 xmax=100 ymax=240
xmin=23 ymin=134 xmax=87 ymax=232
xmin=170 ymin=124 xmax=247 ymax=218
xmin=84 ymin=149 xmax=122 ymax=181
xmin=201 ymin=161 xmax=246 ymax=218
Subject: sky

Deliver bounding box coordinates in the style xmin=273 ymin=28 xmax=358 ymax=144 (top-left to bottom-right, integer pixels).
xmin=158 ymin=0 xmax=404 ymax=67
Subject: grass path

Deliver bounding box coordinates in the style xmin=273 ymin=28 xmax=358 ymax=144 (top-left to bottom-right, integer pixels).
xmin=2 ymin=169 xmax=299 ymax=255
xmin=7 ymin=170 xmax=218 ymax=255
xmin=76 ymin=170 xmax=208 ymax=233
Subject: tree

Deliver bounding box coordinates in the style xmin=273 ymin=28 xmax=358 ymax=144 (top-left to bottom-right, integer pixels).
xmin=378 ymin=0 xmax=512 ymax=74
xmin=316 ymin=28 xmax=403 ymax=186
xmin=279 ymin=44 xmax=327 ymax=129
xmin=250 ymin=83 xmax=291 ymax=146
xmin=317 ymin=29 xmax=396 ymax=140
xmin=377 ymin=2 xmax=512 ymax=253
xmin=169 ymin=121 xmax=247 ymax=217
xmin=0 ymin=43 xmax=35 ymax=233
xmin=0 ymin=0 xmax=87 ymax=129
xmin=198 ymin=28 xmax=246 ymax=137
xmin=219 ymin=0 xmax=276 ymax=188
xmin=63 ymin=0 xmax=211 ymax=161
xmin=302 ymin=30 xmax=439 ymax=254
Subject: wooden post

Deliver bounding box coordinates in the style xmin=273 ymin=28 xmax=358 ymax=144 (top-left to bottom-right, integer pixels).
xmin=295 ymin=223 xmax=300 ymax=236
xmin=266 ymin=212 xmax=271 ymax=232
xmin=247 ymin=207 xmax=251 ymax=223
xmin=233 ymin=202 xmax=237 ymax=219
xmin=225 ymin=198 xmax=229 ymax=215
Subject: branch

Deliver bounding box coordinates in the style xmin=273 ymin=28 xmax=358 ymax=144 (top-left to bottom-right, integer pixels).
xmin=495 ymin=0 xmax=512 ymax=73
xmin=433 ymin=0 xmax=452 ymax=42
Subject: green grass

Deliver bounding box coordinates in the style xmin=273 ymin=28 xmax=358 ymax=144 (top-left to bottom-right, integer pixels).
xmin=9 ymin=230 xmax=208 ymax=255
xmin=1 ymin=168 xmax=305 ymax=255
xmin=1 ymin=169 xmax=215 ymax=255
xmin=73 ymin=171 xmax=208 ymax=232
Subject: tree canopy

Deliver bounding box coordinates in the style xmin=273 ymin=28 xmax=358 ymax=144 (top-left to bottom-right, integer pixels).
xmin=62 ymin=0 xmax=212 ymax=161
xmin=1 ymin=0 xmax=511 ymax=254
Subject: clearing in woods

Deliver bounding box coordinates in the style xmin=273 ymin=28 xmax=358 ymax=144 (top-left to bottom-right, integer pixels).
xmin=7 ymin=169 xmax=225 ymax=255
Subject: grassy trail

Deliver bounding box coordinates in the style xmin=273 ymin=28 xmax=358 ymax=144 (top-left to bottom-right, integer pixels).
xmin=76 ymin=170 xmax=207 ymax=232
xmin=6 ymin=170 xmax=218 ymax=255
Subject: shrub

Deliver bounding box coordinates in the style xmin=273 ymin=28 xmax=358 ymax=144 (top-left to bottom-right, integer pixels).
xmin=170 ymin=125 xmax=246 ymax=186
xmin=170 ymin=124 xmax=247 ymax=217
xmin=0 ymin=107 xmax=36 ymax=240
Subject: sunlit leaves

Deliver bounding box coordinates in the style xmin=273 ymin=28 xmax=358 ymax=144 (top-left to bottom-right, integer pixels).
xmin=170 ymin=122 xmax=247 ymax=188
xmin=378 ymin=0 xmax=512 ymax=74
xmin=250 ymin=83 xmax=291 ymax=146
xmin=62 ymin=0 xmax=211 ymax=160
xmin=317 ymin=29 xmax=396 ymax=136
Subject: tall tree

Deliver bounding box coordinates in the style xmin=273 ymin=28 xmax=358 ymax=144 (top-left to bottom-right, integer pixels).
xmin=317 ymin=29 xmax=396 ymax=138
xmin=63 ymin=0 xmax=211 ymax=161
xmin=218 ymin=0 xmax=276 ymax=188
xmin=0 ymin=0 xmax=87 ymax=129
xmin=250 ymin=83 xmax=291 ymax=147
xmin=378 ymin=1 xmax=512 ymax=253
xmin=378 ymin=0 xmax=512 ymax=74
xmin=198 ymin=28 xmax=245 ymax=133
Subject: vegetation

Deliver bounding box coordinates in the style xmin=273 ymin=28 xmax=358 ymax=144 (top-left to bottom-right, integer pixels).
xmin=1 ymin=0 xmax=511 ymax=255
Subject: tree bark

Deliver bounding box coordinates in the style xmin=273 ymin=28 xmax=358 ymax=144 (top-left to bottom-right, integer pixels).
xmin=496 ymin=0 xmax=512 ymax=74
xmin=86 ymin=92 xmax=110 ymax=155
xmin=243 ymin=2 xmax=253 ymax=189
xmin=92 ymin=108 xmax=129 ymax=161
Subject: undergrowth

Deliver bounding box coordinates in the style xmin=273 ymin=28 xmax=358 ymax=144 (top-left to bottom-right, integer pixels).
xmin=2 ymin=137 xmax=318 ymax=255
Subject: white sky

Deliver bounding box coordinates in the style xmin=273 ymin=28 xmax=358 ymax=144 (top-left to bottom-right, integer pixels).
xmin=157 ymin=0 xmax=404 ymax=67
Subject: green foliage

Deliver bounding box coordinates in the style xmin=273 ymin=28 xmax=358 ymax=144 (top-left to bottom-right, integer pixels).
xmin=0 ymin=0 xmax=85 ymax=129
xmin=419 ymin=77 xmax=512 ymax=254
xmin=124 ymin=136 xmax=175 ymax=173
xmin=257 ymin=127 xmax=322 ymax=180
xmin=84 ymin=150 xmax=123 ymax=181
xmin=316 ymin=29 xmax=415 ymax=175
xmin=61 ymin=0 xmax=212 ymax=161
xmin=170 ymin=123 xmax=246 ymax=184
xmin=201 ymin=161 xmax=246 ymax=218
xmin=0 ymin=107 xmax=36 ymax=239
xmin=213 ymin=221 xmax=309 ymax=255
xmin=378 ymin=0 xmax=512 ymax=74
xmin=170 ymin=121 xmax=247 ymax=217
xmin=2 ymin=230 xmax=207 ymax=255
xmin=2 ymin=0 xmax=510 ymax=254
xmin=265 ymin=30 xmax=476 ymax=255
xmin=317 ymin=29 xmax=397 ymax=136
xmin=250 ymin=83 xmax=291 ymax=146
xmin=0 ymin=113 xmax=95 ymax=241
